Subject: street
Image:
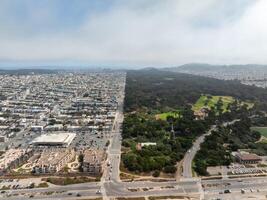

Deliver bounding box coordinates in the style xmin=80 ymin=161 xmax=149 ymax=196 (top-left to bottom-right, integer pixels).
xmin=182 ymin=120 xmax=239 ymax=178
xmin=0 ymin=101 xmax=261 ymax=200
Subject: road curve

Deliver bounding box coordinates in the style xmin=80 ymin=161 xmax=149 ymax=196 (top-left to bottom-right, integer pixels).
xmin=182 ymin=120 xmax=239 ymax=178
xmin=182 ymin=125 xmax=216 ymax=178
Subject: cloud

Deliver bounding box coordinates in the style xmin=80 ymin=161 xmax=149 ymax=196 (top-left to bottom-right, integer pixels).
xmin=0 ymin=0 xmax=266 ymax=67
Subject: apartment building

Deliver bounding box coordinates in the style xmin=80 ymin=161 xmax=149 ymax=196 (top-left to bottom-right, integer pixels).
xmin=33 ymin=148 xmax=75 ymax=174
xmin=82 ymin=149 xmax=105 ymax=175
xmin=0 ymin=148 xmax=33 ymax=173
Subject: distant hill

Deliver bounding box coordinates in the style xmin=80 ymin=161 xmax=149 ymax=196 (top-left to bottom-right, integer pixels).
xmin=164 ymin=64 xmax=267 ymax=88
xmin=165 ymin=63 xmax=267 ymax=74
xmin=0 ymin=69 xmax=59 ymax=75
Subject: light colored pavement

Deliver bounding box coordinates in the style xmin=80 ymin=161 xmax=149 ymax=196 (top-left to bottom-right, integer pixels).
xmin=3 ymin=173 xmax=267 ymax=199
xmin=182 ymin=125 xmax=216 ymax=178
xmin=104 ymin=80 xmax=125 ymax=183
xmin=182 ymin=120 xmax=240 ymax=178
xmin=203 ymin=177 xmax=267 ymax=199
xmin=0 ymin=180 xmax=201 ymax=199
xmin=0 ymin=89 xmax=254 ymax=200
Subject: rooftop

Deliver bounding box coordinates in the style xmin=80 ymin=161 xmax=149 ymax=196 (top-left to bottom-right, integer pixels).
xmin=83 ymin=149 xmax=105 ymax=164
xmin=31 ymin=132 xmax=76 ymax=146
xmin=236 ymin=153 xmax=262 ymax=161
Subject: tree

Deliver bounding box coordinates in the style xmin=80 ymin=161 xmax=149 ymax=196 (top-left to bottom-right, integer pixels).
xmin=152 ymin=170 xmax=160 ymax=177
xmin=163 ymin=165 xmax=177 ymax=173
xmin=78 ymin=154 xmax=84 ymax=163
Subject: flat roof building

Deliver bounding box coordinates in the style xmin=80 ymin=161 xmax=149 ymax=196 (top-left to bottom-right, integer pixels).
xmin=236 ymin=153 xmax=262 ymax=164
xmin=33 ymin=148 xmax=75 ymax=174
xmin=31 ymin=132 xmax=76 ymax=147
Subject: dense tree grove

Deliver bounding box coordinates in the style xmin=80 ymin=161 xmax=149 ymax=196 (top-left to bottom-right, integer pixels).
xmin=122 ymin=108 xmax=209 ymax=173
xmin=125 ymin=69 xmax=267 ymax=112
xmin=194 ymin=118 xmax=261 ymax=175
xmin=122 ymin=69 xmax=267 ymax=175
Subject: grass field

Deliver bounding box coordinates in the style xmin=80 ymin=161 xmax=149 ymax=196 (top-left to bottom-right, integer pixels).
xmin=192 ymin=95 xmax=234 ymax=112
xmin=192 ymin=95 xmax=254 ymax=113
xmin=156 ymin=95 xmax=254 ymax=120
xmin=155 ymin=111 xmax=180 ymax=121
xmin=251 ymin=127 xmax=267 ymax=137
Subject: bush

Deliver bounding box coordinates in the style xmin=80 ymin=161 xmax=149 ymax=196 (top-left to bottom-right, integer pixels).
xmin=152 ymin=170 xmax=160 ymax=177
xmin=163 ymin=165 xmax=177 ymax=173
xmin=37 ymin=182 xmax=49 ymax=188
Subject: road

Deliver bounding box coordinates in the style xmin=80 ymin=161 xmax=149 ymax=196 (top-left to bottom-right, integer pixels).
xmin=0 ymin=87 xmax=255 ymax=200
xmin=203 ymin=176 xmax=267 ymax=199
xmin=104 ymin=80 xmax=125 ymax=183
xmin=0 ymin=79 xmax=204 ymax=200
xmin=182 ymin=125 xmax=216 ymax=178
xmin=182 ymin=120 xmax=239 ymax=178
xmin=0 ymin=98 xmax=247 ymax=200
xmin=4 ymin=176 xmax=267 ymax=199
xmin=0 ymin=179 xmax=201 ymax=200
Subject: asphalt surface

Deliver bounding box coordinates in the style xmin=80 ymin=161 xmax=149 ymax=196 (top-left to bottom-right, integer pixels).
xmin=5 ymin=176 xmax=267 ymax=200
xmin=0 ymin=95 xmax=254 ymax=200
xmin=182 ymin=120 xmax=240 ymax=178
xmin=182 ymin=126 xmax=216 ymax=178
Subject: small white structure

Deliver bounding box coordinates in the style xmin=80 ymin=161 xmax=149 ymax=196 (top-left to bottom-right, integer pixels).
xmin=141 ymin=142 xmax=157 ymax=148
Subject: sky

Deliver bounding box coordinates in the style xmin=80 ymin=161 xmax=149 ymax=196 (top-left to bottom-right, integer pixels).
xmin=0 ymin=0 xmax=267 ymax=68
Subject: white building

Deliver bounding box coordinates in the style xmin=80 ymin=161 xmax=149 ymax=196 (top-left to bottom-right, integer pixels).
xmin=31 ymin=132 xmax=76 ymax=147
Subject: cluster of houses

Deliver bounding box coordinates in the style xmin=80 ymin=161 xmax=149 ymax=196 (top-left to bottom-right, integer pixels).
xmin=0 ymin=72 xmax=126 ymax=175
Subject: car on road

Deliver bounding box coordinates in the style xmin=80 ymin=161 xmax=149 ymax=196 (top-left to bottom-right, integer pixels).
xmin=96 ymin=190 xmax=102 ymax=194
xmin=224 ymin=189 xmax=231 ymax=194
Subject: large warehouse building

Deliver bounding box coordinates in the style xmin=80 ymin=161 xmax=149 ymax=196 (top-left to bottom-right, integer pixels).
xmin=31 ymin=132 xmax=76 ymax=147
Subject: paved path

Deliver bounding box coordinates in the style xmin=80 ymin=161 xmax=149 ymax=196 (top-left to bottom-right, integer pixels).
xmin=182 ymin=125 xmax=216 ymax=178
xmin=182 ymin=120 xmax=239 ymax=178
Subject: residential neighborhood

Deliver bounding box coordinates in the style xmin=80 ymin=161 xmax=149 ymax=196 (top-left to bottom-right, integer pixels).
xmin=0 ymin=72 xmax=126 ymax=176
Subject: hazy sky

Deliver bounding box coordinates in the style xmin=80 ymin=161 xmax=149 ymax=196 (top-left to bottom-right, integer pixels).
xmin=0 ymin=0 xmax=267 ymax=68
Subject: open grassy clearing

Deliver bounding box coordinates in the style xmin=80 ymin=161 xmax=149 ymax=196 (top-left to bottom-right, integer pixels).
xmin=193 ymin=95 xmax=234 ymax=112
xmin=155 ymin=95 xmax=254 ymax=120
xmin=192 ymin=95 xmax=254 ymax=113
xmin=155 ymin=111 xmax=180 ymax=120
xmin=251 ymin=127 xmax=267 ymax=137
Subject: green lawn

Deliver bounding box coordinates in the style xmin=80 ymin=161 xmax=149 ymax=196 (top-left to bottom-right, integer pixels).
xmin=155 ymin=111 xmax=180 ymax=121
xmin=156 ymin=95 xmax=254 ymax=120
xmin=251 ymin=127 xmax=267 ymax=137
xmin=193 ymin=95 xmax=254 ymax=113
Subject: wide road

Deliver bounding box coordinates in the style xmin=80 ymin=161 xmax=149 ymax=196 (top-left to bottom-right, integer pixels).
xmin=182 ymin=120 xmax=239 ymax=178
xmin=203 ymin=176 xmax=267 ymax=199
xmin=103 ymin=80 xmax=125 ymax=183
xmin=182 ymin=125 xmax=216 ymax=178
xmin=3 ymin=171 xmax=267 ymax=199
xmin=0 ymin=179 xmax=201 ymax=200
